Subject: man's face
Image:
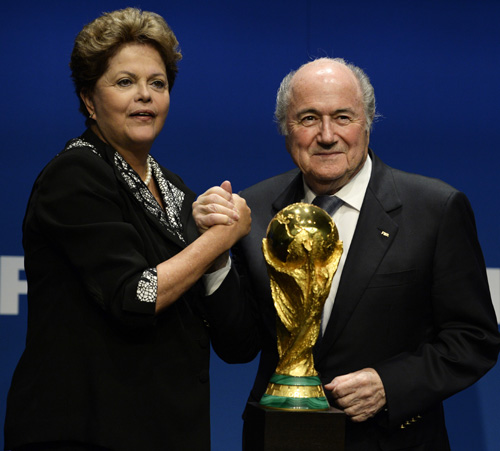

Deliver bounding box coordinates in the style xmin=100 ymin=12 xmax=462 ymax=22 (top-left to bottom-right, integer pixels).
xmin=285 ymin=61 xmax=370 ymax=195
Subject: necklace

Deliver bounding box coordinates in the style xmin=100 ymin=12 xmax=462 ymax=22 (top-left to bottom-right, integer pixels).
xmin=143 ymin=156 xmax=152 ymax=186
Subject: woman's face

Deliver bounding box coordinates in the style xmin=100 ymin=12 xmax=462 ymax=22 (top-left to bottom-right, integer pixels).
xmin=82 ymin=43 xmax=170 ymax=156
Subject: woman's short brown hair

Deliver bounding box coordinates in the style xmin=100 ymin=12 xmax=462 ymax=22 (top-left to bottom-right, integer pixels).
xmin=70 ymin=7 xmax=182 ymax=121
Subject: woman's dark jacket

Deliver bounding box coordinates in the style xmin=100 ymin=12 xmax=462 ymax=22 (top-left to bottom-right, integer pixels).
xmin=4 ymin=129 xmax=244 ymax=451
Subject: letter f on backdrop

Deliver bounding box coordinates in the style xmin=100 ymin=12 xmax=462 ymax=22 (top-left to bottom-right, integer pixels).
xmin=0 ymin=256 xmax=27 ymax=315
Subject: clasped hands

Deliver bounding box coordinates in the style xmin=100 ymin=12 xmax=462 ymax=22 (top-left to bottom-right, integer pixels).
xmin=193 ymin=180 xmax=250 ymax=233
xmin=193 ymin=181 xmax=251 ymax=272
xmin=193 ymin=184 xmax=385 ymax=422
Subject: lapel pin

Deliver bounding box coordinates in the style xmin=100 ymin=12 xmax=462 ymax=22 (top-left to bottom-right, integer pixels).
xmin=381 ymin=231 xmax=390 ymax=238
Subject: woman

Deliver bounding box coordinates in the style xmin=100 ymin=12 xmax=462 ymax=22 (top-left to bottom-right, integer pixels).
xmin=4 ymin=8 xmax=250 ymax=451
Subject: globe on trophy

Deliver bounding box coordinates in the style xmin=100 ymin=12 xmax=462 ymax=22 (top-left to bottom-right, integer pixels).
xmin=259 ymin=202 xmax=343 ymax=411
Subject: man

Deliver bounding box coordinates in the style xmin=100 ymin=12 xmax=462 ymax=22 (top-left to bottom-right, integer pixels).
xmin=196 ymin=57 xmax=500 ymax=450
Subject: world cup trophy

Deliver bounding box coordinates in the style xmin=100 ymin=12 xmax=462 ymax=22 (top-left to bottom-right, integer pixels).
xmin=259 ymin=202 xmax=343 ymax=410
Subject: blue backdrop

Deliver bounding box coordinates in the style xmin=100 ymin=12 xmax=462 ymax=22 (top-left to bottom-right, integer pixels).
xmin=1 ymin=1 xmax=499 ymax=450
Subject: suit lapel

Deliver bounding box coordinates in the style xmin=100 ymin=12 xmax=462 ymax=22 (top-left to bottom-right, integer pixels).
xmin=272 ymin=170 xmax=304 ymax=213
xmin=115 ymin=161 xmax=192 ymax=250
xmin=317 ymin=152 xmax=402 ymax=359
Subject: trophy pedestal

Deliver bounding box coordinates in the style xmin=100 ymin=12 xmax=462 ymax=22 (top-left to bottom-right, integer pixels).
xmin=244 ymin=402 xmax=345 ymax=450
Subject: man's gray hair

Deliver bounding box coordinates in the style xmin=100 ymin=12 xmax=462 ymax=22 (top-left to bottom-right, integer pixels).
xmin=274 ymin=57 xmax=377 ymax=135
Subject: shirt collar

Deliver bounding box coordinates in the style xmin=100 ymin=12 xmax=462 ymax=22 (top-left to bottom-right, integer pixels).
xmin=302 ymin=153 xmax=372 ymax=212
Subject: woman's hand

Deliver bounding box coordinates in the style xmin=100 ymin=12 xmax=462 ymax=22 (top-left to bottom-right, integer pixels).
xmin=193 ymin=181 xmax=240 ymax=233
xmin=196 ymin=180 xmax=251 ymax=247
xmin=192 ymin=180 xmax=250 ymax=273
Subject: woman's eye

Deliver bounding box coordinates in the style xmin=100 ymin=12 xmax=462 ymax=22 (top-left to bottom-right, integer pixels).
xmin=117 ymin=79 xmax=132 ymax=87
xmin=152 ymin=80 xmax=167 ymax=89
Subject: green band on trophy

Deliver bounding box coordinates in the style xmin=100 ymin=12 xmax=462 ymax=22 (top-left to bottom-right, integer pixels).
xmin=269 ymin=374 xmax=323 ymax=386
xmin=260 ymin=393 xmax=330 ymax=410
xmin=262 ymin=372 xmax=330 ymax=410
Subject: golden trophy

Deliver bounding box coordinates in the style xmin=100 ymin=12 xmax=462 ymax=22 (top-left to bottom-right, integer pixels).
xmin=259 ymin=202 xmax=343 ymax=410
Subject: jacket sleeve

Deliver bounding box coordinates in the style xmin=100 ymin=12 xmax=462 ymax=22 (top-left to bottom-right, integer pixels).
xmin=202 ymin=262 xmax=262 ymax=364
xmin=373 ymin=191 xmax=500 ymax=427
xmin=26 ymin=149 xmax=157 ymax=329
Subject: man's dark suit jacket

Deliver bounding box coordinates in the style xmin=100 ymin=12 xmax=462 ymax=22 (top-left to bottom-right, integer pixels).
xmin=4 ymin=129 xmax=242 ymax=451
xmin=208 ymin=150 xmax=500 ymax=451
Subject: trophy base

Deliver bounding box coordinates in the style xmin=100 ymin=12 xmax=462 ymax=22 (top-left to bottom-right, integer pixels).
xmin=244 ymin=401 xmax=345 ymax=450
xmin=259 ymin=373 xmax=330 ymax=411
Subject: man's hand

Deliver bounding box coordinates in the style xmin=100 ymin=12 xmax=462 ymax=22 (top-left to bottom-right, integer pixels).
xmin=193 ymin=180 xmax=240 ymax=234
xmin=324 ymin=368 xmax=386 ymax=422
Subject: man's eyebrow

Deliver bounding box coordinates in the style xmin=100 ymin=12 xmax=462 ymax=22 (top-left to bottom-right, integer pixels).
xmin=295 ymin=107 xmax=357 ymax=117
xmin=334 ymin=108 xmax=357 ymax=115
xmin=295 ymin=108 xmax=321 ymax=117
